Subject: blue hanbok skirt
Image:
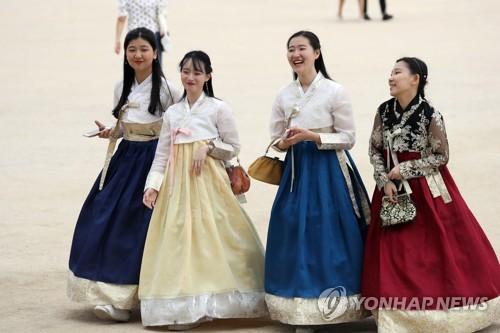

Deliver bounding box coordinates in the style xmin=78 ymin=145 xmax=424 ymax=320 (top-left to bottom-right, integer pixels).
xmin=265 ymin=141 xmax=369 ymax=299
xmin=69 ymin=138 xmax=158 ymax=285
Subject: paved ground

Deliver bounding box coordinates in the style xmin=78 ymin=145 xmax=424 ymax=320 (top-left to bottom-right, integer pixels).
xmin=1 ymin=0 xmax=499 ymax=332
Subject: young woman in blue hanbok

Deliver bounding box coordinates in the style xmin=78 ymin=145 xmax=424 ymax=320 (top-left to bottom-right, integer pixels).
xmin=67 ymin=27 xmax=180 ymax=322
xmin=264 ymin=30 xmax=371 ymax=333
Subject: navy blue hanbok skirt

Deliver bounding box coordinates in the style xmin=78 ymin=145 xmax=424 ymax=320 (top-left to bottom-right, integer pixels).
xmin=69 ymin=139 xmax=158 ymax=285
xmin=265 ymin=141 xmax=369 ymax=299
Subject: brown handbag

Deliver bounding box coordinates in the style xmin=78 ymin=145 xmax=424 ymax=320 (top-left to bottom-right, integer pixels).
xmin=248 ymin=138 xmax=284 ymax=186
xmin=226 ymin=157 xmax=251 ymax=195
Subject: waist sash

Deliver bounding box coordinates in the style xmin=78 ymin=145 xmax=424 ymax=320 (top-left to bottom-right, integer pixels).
xmin=99 ymin=119 xmax=162 ymax=190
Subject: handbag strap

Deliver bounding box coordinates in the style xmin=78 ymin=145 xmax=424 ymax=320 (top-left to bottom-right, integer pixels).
xmin=265 ymin=137 xmax=283 ymax=155
xmin=284 ymin=105 xmax=300 ymax=129
xmin=232 ymin=156 xmax=243 ymax=167
xmin=224 ymin=155 xmax=244 ymax=169
xmin=268 ymin=107 xmax=298 ymax=191
xmin=387 ymin=129 xmax=412 ymax=195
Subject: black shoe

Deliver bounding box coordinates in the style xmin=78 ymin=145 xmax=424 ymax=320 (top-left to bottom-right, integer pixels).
xmin=364 ymin=13 xmax=371 ymax=20
xmin=382 ymin=13 xmax=393 ymax=20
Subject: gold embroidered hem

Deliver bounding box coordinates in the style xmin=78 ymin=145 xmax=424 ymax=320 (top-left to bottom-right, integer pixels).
xmin=373 ymin=296 xmax=500 ymax=333
xmin=67 ymin=271 xmax=138 ymax=310
xmin=265 ymin=293 xmax=370 ymax=325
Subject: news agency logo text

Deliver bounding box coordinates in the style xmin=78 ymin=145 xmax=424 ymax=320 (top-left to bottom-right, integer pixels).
xmin=318 ymin=286 xmax=488 ymax=321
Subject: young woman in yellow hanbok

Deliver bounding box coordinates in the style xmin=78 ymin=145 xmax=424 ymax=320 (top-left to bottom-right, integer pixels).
xmin=139 ymin=50 xmax=268 ymax=330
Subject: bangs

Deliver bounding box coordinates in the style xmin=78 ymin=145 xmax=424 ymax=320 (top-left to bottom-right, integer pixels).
xmin=181 ymin=55 xmax=206 ymax=74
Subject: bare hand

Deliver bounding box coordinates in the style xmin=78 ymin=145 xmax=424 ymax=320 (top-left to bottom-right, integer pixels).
xmin=387 ymin=164 xmax=402 ymax=180
xmin=192 ymin=145 xmax=209 ymax=175
xmin=282 ymin=126 xmax=320 ymax=147
xmin=95 ymin=120 xmax=113 ymax=139
xmin=143 ymin=188 xmax=158 ymax=209
xmin=114 ymin=42 xmax=121 ymax=55
xmin=384 ymin=181 xmax=398 ymax=204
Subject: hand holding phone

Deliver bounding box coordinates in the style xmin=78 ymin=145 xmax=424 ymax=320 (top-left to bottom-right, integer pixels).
xmin=83 ymin=126 xmax=112 ymax=137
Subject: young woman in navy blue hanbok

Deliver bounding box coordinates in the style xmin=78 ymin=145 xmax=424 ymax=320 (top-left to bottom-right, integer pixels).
xmin=67 ymin=27 xmax=180 ymax=322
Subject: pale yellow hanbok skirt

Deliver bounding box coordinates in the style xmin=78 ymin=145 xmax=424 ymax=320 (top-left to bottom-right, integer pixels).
xmin=138 ymin=141 xmax=268 ymax=326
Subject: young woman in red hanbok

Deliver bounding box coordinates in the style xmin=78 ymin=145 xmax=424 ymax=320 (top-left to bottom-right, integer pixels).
xmin=362 ymin=57 xmax=499 ymax=332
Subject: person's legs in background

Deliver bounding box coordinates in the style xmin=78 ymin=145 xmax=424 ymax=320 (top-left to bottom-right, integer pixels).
xmin=365 ymin=0 xmax=393 ymax=20
xmin=380 ymin=0 xmax=393 ymax=20
xmin=363 ymin=0 xmax=371 ymax=20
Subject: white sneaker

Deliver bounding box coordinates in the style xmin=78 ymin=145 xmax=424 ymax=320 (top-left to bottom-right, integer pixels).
xmin=167 ymin=323 xmax=201 ymax=331
xmin=93 ymin=305 xmax=130 ymax=322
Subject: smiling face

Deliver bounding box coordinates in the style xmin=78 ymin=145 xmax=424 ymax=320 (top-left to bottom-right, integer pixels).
xmin=287 ymin=36 xmax=320 ymax=77
xmin=125 ymin=37 xmax=157 ymax=75
xmin=388 ymin=61 xmax=419 ymax=99
xmin=180 ymin=58 xmax=211 ymax=97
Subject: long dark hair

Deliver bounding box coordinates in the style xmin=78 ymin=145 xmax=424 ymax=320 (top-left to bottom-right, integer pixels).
xmin=396 ymin=57 xmax=428 ymax=99
xmin=178 ymin=50 xmax=215 ymax=100
xmin=287 ymin=31 xmax=332 ymax=81
xmin=112 ymin=27 xmax=169 ymax=118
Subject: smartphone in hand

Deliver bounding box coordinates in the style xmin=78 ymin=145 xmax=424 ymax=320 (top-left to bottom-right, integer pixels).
xmin=83 ymin=126 xmax=112 ymax=138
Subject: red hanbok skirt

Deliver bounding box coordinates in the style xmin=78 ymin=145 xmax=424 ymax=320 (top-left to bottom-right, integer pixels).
xmin=362 ymin=152 xmax=500 ymax=310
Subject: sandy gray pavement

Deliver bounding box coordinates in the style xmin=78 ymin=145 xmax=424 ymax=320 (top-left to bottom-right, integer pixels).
xmin=1 ymin=0 xmax=499 ymax=332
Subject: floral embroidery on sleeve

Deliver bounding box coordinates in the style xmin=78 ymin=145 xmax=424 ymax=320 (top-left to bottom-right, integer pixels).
xmin=369 ymin=112 xmax=389 ymax=190
xmin=399 ymin=110 xmax=449 ymax=179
